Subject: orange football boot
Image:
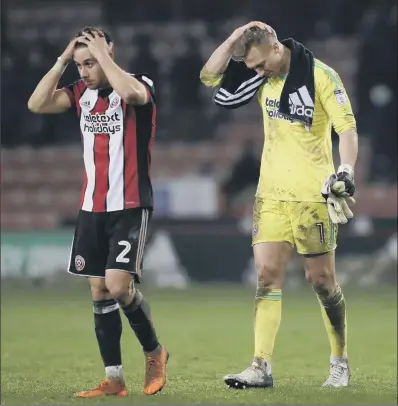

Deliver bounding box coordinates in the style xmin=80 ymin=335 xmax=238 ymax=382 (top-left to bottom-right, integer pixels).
xmin=74 ymin=378 xmax=127 ymax=398
xmin=143 ymin=346 xmax=169 ymax=395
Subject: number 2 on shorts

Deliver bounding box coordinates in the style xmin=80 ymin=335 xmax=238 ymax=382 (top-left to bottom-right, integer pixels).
xmin=116 ymin=240 xmax=132 ymax=263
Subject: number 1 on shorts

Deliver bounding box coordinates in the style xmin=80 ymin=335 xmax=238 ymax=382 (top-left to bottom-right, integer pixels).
xmin=316 ymin=222 xmax=325 ymax=244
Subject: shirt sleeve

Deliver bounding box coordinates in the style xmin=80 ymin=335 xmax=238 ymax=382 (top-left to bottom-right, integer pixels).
xmin=199 ymin=68 xmax=224 ymax=88
xmin=318 ymin=67 xmax=357 ymax=135
xmin=60 ymin=83 xmax=76 ymax=108
xmin=200 ymin=59 xmax=265 ymax=109
xmin=133 ymin=73 xmax=156 ymax=105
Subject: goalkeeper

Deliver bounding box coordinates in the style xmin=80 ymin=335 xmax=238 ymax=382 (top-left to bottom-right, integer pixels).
xmin=200 ymin=22 xmax=358 ymax=389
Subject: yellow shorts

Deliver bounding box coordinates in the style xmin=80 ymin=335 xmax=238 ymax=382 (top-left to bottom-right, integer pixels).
xmin=252 ymin=198 xmax=338 ymax=255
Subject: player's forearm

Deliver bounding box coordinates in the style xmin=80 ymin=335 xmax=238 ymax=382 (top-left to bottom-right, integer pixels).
xmin=27 ymin=61 xmax=66 ymax=112
xmin=203 ymin=37 xmax=238 ymax=74
xmin=96 ymin=52 xmax=147 ymax=104
xmin=338 ymin=128 xmax=358 ymax=169
xmin=200 ymin=36 xmax=241 ymax=87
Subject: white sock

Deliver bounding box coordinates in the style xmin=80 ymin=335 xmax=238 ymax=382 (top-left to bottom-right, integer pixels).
xmin=252 ymin=358 xmax=272 ymax=375
xmin=105 ymin=365 xmax=124 ymax=381
xmin=330 ymin=356 xmax=347 ymax=364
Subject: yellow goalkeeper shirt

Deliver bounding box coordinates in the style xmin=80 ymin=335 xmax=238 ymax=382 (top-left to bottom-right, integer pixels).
xmin=201 ymin=59 xmax=357 ymax=202
xmin=256 ymin=59 xmax=356 ymax=202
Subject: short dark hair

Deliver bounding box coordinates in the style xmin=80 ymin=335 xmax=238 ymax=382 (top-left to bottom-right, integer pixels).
xmin=74 ymin=26 xmax=113 ymax=47
xmin=241 ymin=26 xmax=276 ymax=56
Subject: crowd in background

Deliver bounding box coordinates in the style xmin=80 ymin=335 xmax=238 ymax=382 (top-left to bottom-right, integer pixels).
xmin=1 ymin=0 xmax=396 ymax=187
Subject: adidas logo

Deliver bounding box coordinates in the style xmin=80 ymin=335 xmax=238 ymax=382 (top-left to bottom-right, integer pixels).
xmin=81 ymin=100 xmax=91 ymax=108
xmin=288 ymin=86 xmax=314 ymax=118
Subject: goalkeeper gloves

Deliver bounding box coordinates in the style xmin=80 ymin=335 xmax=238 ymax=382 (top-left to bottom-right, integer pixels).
xmin=322 ymin=164 xmax=356 ymax=225
xmin=333 ymin=164 xmax=356 ymax=197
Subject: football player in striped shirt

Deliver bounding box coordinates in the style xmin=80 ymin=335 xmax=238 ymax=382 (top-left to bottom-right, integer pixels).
xmin=28 ymin=26 xmax=168 ymax=397
xmin=200 ymin=22 xmax=358 ymax=389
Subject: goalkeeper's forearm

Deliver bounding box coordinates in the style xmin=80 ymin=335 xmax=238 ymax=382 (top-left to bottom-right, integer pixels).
xmin=202 ymin=36 xmax=238 ymax=74
xmin=338 ymin=128 xmax=358 ymax=169
xmin=200 ymin=37 xmax=239 ymax=87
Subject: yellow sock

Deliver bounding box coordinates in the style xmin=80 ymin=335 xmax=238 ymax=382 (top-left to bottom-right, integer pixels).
xmin=254 ymin=288 xmax=282 ymax=363
xmin=316 ymin=285 xmax=347 ymax=358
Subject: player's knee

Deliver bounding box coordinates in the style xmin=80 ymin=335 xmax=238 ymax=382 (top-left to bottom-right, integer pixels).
xmin=89 ymin=279 xmax=111 ymax=301
xmin=256 ymin=261 xmax=282 ymax=289
xmin=106 ymin=279 xmax=136 ymax=306
xmin=305 ymin=267 xmax=336 ymax=293
xmin=107 ymin=285 xmax=130 ymax=304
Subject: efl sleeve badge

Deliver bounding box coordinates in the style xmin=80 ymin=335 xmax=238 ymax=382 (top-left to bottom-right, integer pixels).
xmin=334 ymin=89 xmax=347 ymax=105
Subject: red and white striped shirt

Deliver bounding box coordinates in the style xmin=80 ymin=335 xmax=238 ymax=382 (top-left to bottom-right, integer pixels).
xmin=62 ymin=74 xmax=156 ymax=212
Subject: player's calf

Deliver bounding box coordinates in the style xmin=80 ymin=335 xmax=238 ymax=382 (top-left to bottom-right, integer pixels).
xmin=303 ymin=252 xmax=349 ymax=386
xmin=93 ymin=298 xmax=124 ymax=379
xmin=89 ymin=279 xmax=125 ymax=383
xmin=246 ymin=242 xmax=289 ymax=387
xmin=313 ymin=283 xmax=348 ymax=359
xmin=106 ymin=274 xmax=160 ymax=353
xmin=225 ymin=243 xmax=288 ymax=390
xmin=106 ymin=271 xmax=169 ymax=395
xmin=75 ymin=280 xmax=126 ymax=398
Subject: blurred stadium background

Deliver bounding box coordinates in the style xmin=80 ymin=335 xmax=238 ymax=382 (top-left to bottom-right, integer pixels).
xmin=1 ymin=0 xmax=396 ymax=287
xmin=1 ymin=0 xmax=397 ymax=404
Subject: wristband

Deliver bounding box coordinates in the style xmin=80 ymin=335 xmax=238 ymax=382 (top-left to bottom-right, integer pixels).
xmin=51 ymin=57 xmax=67 ymax=74
xmin=337 ymin=164 xmax=354 ymax=177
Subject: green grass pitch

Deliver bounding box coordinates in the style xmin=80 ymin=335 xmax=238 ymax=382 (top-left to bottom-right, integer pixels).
xmin=1 ymin=283 xmax=397 ymax=404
